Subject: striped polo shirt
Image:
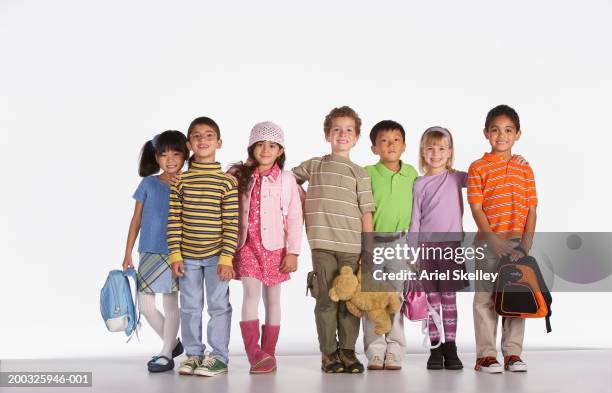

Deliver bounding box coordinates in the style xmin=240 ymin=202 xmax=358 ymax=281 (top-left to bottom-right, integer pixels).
xmin=467 ymin=152 xmax=538 ymax=236
xmin=167 ymin=161 xmax=239 ymax=266
xmin=292 ymin=154 xmax=375 ymax=254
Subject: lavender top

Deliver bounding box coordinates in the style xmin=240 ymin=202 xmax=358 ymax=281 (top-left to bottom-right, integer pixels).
xmin=408 ymin=170 xmax=467 ymax=242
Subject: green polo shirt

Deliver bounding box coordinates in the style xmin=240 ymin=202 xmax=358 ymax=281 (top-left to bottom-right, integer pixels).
xmin=365 ymin=161 xmax=418 ymax=232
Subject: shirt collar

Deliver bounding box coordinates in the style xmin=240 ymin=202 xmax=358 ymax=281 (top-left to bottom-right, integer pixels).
xmin=190 ymin=161 xmax=222 ymax=172
xmin=482 ymin=152 xmax=508 ymax=162
xmin=251 ymin=163 xmax=281 ymax=181
xmin=375 ymin=160 xmax=411 ymax=177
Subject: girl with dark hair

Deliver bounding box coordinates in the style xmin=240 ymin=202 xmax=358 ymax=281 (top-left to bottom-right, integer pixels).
xmin=122 ymin=130 xmax=188 ymax=373
xmin=230 ymin=122 xmax=304 ymax=374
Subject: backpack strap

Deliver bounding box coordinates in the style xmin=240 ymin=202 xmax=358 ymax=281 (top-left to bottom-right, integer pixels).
xmin=123 ymin=268 xmax=141 ymax=342
xmin=420 ymin=299 xmax=442 ymax=349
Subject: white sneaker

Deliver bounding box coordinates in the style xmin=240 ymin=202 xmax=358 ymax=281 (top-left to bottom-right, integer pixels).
xmin=384 ymin=353 xmax=402 ymax=370
xmin=505 ymin=356 xmax=528 ymax=372
xmin=367 ymin=355 xmax=384 ymax=370
xmin=475 ymin=357 xmax=503 ymax=373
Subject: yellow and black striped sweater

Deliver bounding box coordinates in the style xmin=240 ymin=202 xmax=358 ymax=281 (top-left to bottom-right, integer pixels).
xmin=167 ymin=161 xmax=239 ymax=267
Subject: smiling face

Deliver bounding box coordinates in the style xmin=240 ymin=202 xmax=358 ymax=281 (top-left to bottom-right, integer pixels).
xmin=252 ymin=140 xmax=284 ymax=171
xmin=421 ymin=136 xmax=452 ymax=175
xmin=371 ymin=129 xmax=406 ymax=165
xmin=156 ymin=149 xmax=185 ymax=175
xmin=484 ymin=114 xmax=521 ymax=156
xmin=187 ymin=124 xmax=221 ymax=162
xmin=325 ymin=116 xmax=358 ymax=155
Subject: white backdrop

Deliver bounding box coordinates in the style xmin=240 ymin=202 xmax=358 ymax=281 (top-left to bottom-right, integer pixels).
xmin=1 ymin=0 xmax=611 ymax=359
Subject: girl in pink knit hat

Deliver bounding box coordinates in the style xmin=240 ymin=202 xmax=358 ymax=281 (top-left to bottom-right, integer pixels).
xmin=230 ymin=121 xmax=304 ymax=374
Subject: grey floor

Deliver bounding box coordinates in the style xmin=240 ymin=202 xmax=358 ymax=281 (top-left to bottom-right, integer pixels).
xmin=1 ymin=350 xmax=610 ymax=393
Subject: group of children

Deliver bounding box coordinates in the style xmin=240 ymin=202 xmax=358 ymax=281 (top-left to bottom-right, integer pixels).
xmin=120 ymin=104 xmax=538 ymax=376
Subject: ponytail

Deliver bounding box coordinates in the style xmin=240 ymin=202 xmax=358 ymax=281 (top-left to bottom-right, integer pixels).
xmin=138 ymin=140 xmax=159 ymax=177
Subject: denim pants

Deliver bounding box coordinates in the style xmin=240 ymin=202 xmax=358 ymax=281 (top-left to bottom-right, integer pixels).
xmin=179 ymin=255 xmax=232 ymax=364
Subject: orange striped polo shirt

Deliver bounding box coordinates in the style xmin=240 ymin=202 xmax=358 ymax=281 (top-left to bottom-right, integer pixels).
xmin=467 ymin=153 xmax=537 ymax=236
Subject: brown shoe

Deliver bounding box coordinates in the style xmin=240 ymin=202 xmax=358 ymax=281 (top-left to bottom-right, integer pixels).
xmin=321 ymin=351 xmax=344 ymax=373
xmin=337 ymin=349 xmax=364 ymax=373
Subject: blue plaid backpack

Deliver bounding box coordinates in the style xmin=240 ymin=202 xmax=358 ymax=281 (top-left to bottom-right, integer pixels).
xmin=100 ymin=268 xmax=140 ymax=339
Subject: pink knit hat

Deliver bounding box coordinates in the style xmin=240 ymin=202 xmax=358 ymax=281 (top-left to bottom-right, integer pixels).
xmin=248 ymin=121 xmax=285 ymax=148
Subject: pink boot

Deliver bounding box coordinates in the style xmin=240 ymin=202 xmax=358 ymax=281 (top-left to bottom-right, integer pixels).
xmin=261 ymin=324 xmax=280 ymax=371
xmin=239 ymin=320 xmax=274 ymax=374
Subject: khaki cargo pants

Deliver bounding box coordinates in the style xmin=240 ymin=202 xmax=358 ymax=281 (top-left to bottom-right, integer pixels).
xmin=473 ymin=241 xmax=525 ymax=358
xmin=308 ymin=249 xmax=361 ymax=355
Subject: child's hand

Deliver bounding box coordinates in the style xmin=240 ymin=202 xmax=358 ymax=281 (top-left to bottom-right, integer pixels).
xmin=510 ymin=155 xmax=529 ymax=165
xmin=169 ymin=171 xmax=182 ymax=186
xmin=279 ymin=254 xmax=298 ymax=273
xmin=225 ymin=173 xmax=237 ymax=183
xmin=122 ymin=255 xmax=134 ymax=271
xmin=486 ymin=234 xmax=515 ymax=258
xmin=509 ymin=248 xmax=526 ymax=262
xmin=217 ymin=264 xmax=235 ymax=281
xmin=172 ymin=260 xmax=185 ymax=277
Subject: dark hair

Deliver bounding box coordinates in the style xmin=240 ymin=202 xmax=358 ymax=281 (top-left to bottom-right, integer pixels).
xmin=233 ymin=143 xmax=286 ymax=194
xmin=485 ymin=104 xmax=520 ymax=131
xmin=186 ymin=116 xmax=221 ymax=165
xmin=369 ymin=120 xmax=406 ymax=145
xmin=323 ymin=106 xmax=362 ymax=136
xmin=138 ymin=130 xmax=188 ymax=177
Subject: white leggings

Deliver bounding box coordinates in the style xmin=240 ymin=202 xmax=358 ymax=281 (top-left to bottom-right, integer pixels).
xmin=241 ymin=277 xmax=281 ymax=325
xmin=138 ymin=292 xmax=179 ymax=358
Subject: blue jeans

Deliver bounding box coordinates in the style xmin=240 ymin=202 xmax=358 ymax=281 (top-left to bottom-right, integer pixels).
xmin=179 ymin=255 xmax=232 ymax=364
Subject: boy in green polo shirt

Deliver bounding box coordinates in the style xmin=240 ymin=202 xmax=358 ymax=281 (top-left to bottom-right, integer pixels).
xmin=363 ymin=120 xmax=418 ymax=370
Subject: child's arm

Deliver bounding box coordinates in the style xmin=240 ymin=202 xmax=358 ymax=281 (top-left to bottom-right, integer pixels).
xmin=469 ymin=203 xmax=515 ymax=257
xmin=519 ymin=206 xmax=537 ymax=254
xmin=361 ymin=212 xmax=373 ymax=232
xmin=467 ymin=164 xmax=514 ymax=257
xmin=167 ymin=182 xmax=185 ymax=277
xmin=280 ymin=179 xmax=304 ymax=274
xmin=217 ymin=179 xmax=240 ymax=281
xmin=291 ymin=158 xmax=312 ymax=185
xmin=122 ymin=201 xmax=143 ymax=270
xmin=519 ymin=166 xmax=538 ymax=258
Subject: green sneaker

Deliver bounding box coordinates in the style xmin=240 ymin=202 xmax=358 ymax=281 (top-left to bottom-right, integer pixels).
xmin=178 ymin=356 xmax=202 ymax=375
xmin=194 ymin=356 xmax=228 ymax=377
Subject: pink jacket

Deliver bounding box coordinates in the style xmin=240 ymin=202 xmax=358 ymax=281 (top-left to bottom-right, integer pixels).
xmin=237 ymin=169 xmax=304 ymax=255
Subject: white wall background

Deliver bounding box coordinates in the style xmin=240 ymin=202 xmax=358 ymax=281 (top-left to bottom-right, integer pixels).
xmin=1 ymin=0 xmax=611 ymax=359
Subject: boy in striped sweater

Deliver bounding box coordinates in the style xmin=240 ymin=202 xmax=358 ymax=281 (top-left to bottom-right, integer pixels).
xmin=292 ymin=106 xmax=375 ymax=373
xmin=168 ymin=117 xmax=239 ymax=377
xmin=468 ymin=105 xmax=538 ymax=374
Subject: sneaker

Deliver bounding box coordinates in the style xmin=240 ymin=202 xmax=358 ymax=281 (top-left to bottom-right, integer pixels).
xmin=367 ymin=355 xmax=384 ymax=370
xmin=178 ymin=356 xmax=201 ymax=375
xmin=194 ymin=356 xmax=229 ymax=377
xmin=321 ymin=351 xmax=344 ymax=373
xmin=504 ymin=355 xmax=528 ymax=372
xmin=474 ymin=357 xmax=503 ymax=373
xmin=337 ymin=349 xmax=364 ymax=374
xmin=383 ymin=353 xmax=402 ymax=370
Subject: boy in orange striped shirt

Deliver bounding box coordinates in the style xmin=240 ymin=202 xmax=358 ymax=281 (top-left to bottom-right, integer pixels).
xmin=467 ymin=105 xmax=538 ymax=374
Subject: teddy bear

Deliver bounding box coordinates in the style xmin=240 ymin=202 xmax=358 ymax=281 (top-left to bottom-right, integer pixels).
xmin=329 ymin=266 xmax=401 ymax=335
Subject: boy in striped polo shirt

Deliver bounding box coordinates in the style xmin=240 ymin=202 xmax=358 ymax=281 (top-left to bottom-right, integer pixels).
xmin=467 ymin=105 xmax=538 ymax=374
xmin=293 ymin=106 xmax=375 ymax=373
xmin=168 ymin=117 xmax=239 ymax=377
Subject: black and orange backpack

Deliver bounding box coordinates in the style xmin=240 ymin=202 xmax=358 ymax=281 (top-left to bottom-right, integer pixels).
xmin=492 ymin=248 xmax=552 ymax=333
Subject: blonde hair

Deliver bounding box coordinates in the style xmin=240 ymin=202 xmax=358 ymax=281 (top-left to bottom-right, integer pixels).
xmin=418 ymin=127 xmax=454 ymax=174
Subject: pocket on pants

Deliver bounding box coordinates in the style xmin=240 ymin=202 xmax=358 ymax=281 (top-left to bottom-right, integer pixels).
xmin=306 ymin=270 xmax=320 ymax=299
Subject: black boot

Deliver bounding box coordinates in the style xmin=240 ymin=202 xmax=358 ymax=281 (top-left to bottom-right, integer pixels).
xmin=427 ymin=343 xmax=443 ymax=370
xmin=442 ymin=341 xmax=463 ymax=370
